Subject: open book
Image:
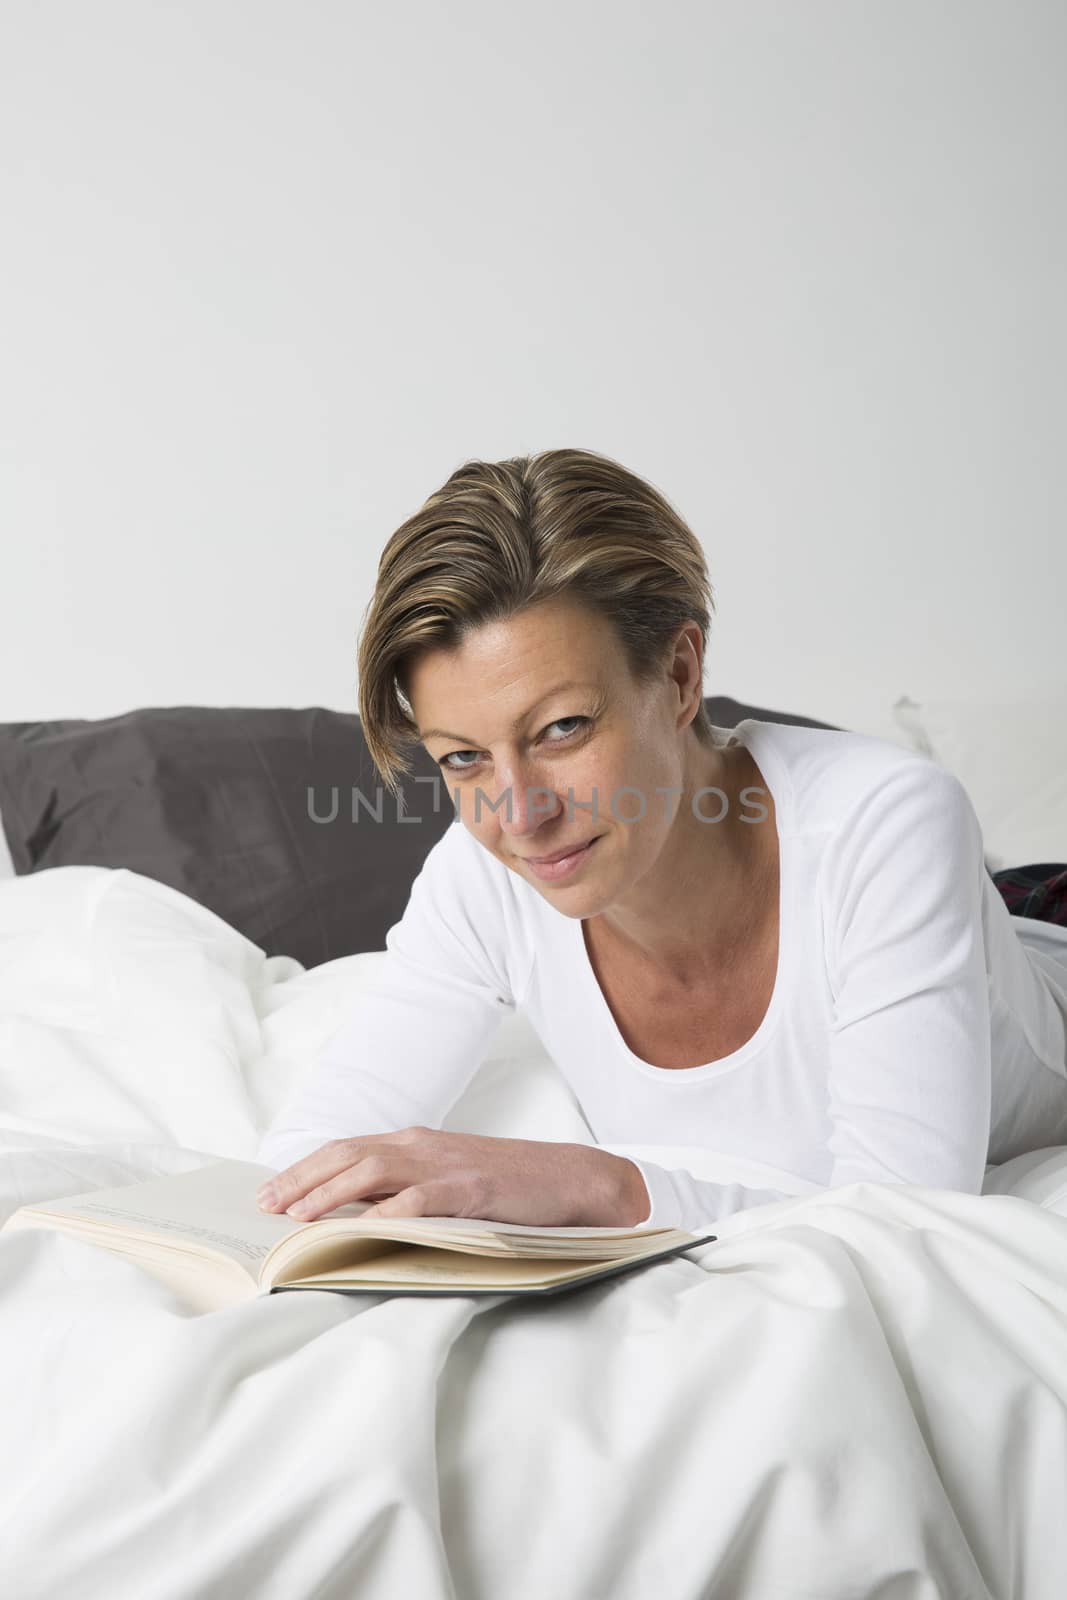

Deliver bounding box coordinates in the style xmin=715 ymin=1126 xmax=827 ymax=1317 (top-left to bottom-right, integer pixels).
xmin=2 ymin=1158 xmax=717 ymax=1314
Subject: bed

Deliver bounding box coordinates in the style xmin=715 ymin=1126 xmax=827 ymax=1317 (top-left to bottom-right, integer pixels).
xmin=1 ymin=696 xmax=1066 ymax=1599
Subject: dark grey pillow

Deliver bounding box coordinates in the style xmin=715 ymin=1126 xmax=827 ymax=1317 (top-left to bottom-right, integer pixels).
xmin=0 ymin=707 xmax=453 ymax=968
xmin=0 ymin=697 xmax=838 ymax=965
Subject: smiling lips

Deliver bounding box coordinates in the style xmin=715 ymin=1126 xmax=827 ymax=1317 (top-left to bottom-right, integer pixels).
xmin=520 ymin=835 xmax=602 ymax=881
xmin=525 ymin=835 xmax=600 ymax=865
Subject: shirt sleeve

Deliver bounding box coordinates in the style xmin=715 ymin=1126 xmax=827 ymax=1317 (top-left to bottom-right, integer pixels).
xmin=602 ymin=758 xmax=993 ymax=1234
xmin=595 ymin=1146 xmax=819 ymax=1232
xmin=255 ymin=823 xmax=519 ymax=1172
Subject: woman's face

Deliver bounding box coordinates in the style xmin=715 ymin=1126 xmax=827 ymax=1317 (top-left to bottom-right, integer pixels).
xmin=406 ymin=595 xmax=708 ymax=918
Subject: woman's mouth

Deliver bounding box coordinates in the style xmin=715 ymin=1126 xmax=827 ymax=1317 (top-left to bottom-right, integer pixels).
xmin=523 ymin=835 xmax=601 ymax=882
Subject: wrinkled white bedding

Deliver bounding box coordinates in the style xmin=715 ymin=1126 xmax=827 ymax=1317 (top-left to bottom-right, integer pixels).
xmin=2 ymin=867 xmax=1067 ymax=1599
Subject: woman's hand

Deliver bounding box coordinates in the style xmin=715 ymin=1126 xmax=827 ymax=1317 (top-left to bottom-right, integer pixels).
xmin=255 ymin=1126 xmax=651 ymax=1228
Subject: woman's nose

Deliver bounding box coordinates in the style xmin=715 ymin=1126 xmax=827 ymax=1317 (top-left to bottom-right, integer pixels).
xmin=484 ymin=767 xmax=562 ymax=834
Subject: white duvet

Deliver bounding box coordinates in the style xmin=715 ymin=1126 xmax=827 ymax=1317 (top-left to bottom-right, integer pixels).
xmin=2 ymin=867 xmax=1067 ymax=1599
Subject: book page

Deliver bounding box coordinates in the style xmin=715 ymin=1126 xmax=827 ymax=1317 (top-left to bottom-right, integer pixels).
xmin=395 ymin=1216 xmax=677 ymax=1240
xmin=15 ymin=1159 xmax=311 ymax=1280
xmin=286 ymin=1241 xmax=687 ymax=1292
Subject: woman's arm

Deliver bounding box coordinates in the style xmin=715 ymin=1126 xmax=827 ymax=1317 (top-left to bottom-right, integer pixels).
xmin=257 ymin=822 xmax=723 ymax=1228
xmin=600 ymin=760 xmax=993 ymax=1234
xmin=819 ymin=759 xmax=991 ymax=1192
xmin=597 ymin=1147 xmax=818 ymax=1230
xmin=256 ymin=821 xmax=519 ymax=1171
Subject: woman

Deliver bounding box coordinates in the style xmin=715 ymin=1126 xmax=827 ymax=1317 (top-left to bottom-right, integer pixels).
xmin=255 ymin=448 xmax=1067 ymax=1234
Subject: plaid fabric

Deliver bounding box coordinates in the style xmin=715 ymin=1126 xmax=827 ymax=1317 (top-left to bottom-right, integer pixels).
xmin=992 ymin=863 xmax=1067 ymax=927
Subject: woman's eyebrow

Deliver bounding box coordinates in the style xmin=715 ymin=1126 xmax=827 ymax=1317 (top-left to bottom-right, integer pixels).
xmin=419 ymin=681 xmax=597 ymax=744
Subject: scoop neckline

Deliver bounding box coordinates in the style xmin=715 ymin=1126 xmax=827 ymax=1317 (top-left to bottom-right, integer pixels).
xmin=570 ymin=720 xmax=794 ymax=1083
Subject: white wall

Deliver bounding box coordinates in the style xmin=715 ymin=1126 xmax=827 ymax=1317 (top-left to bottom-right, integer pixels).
xmin=2 ymin=0 xmax=1064 ymax=735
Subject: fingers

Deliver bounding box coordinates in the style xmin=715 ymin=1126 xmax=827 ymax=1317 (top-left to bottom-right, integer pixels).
xmin=255 ymin=1141 xmax=342 ymax=1209
xmin=302 ymin=1160 xmax=397 ymax=1219
xmin=256 ymin=1137 xmax=375 ymax=1214
xmin=294 ymin=1158 xmax=395 ymax=1218
xmin=362 ymin=1183 xmax=431 ymax=1220
xmin=254 ymin=1127 xmax=478 ymax=1223
xmin=364 ymin=1177 xmax=477 ymax=1220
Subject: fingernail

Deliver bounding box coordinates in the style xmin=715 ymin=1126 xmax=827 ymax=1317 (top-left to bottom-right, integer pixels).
xmin=287 ymin=1200 xmax=312 ymax=1219
xmin=257 ymin=1185 xmax=277 ymax=1209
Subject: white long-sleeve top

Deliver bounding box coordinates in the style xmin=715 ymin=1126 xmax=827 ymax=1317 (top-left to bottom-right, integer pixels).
xmin=256 ymin=720 xmax=1067 ymax=1234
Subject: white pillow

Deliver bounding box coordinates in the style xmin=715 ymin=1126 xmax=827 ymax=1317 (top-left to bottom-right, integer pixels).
xmin=982 ymin=1146 xmax=1067 ymax=1217
xmin=892 ymin=695 xmax=1067 ymax=873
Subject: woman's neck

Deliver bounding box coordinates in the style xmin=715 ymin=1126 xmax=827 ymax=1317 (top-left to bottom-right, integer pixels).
xmin=588 ymin=734 xmax=779 ymax=986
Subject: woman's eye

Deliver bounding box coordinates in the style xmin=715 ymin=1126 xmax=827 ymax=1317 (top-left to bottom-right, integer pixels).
xmin=438 ymin=749 xmax=480 ymax=773
xmin=438 ymin=716 xmax=589 ymax=774
xmin=546 ymin=715 xmax=587 ymax=741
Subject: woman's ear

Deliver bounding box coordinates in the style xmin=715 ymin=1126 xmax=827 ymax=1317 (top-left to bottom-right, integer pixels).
xmin=665 ymin=622 xmax=706 ymax=731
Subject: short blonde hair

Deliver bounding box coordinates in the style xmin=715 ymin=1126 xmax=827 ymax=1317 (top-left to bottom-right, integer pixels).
xmin=357 ymin=447 xmax=717 ymax=796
